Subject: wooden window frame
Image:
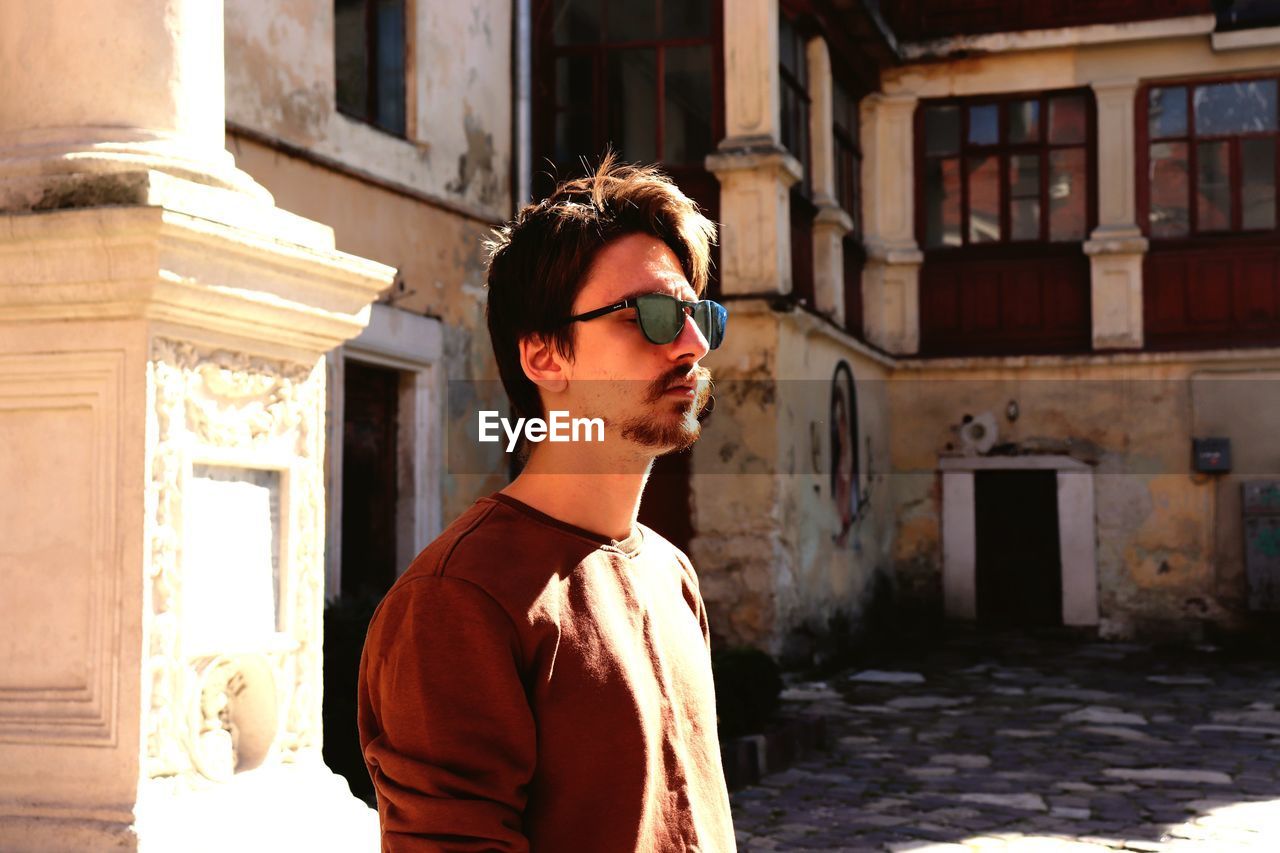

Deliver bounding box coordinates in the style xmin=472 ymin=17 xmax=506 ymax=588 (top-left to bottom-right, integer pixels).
xmin=778 ymin=11 xmax=812 ymax=192
xmin=833 ymin=77 xmax=864 ymax=336
xmin=335 ymin=0 xmax=409 ymax=138
xmin=915 ymin=89 xmax=1097 ymax=258
xmin=532 ymin=0 xmax=724 ymax=181
xmin=1138 ymin=72 xmax=1280 ymax=247
xmin=833 ymin=80 xmax=861 ymax=234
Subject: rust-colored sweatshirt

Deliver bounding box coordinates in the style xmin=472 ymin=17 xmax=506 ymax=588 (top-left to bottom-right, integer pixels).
xmin=357 ymin=492 xmax=737 ymax=852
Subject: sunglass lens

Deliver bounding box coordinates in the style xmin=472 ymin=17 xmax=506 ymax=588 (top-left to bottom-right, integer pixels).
xmin=637 ymin=294 xmax=682 ymax=344
xmin=695 ymin=301 xmax=727 ymax=350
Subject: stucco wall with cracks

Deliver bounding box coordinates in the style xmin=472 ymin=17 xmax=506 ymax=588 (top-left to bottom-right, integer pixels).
xmin=224 ymin=0 xmax=511 ymax=219
xmin=886 ymin=356 xmax=1280 ymax=639
xmin=689 ymin=301 xmax=896 ymax=662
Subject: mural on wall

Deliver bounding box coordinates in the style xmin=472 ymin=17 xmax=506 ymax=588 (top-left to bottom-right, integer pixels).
xmin=830 ymin=360 xmax=870 ymax=546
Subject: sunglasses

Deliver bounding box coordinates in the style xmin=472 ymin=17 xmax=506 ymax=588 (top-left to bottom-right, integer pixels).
xmin=561 ymin=293 xmax=728 ymax=349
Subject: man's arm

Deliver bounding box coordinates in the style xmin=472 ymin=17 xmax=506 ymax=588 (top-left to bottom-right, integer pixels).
xmin=358 ymin=575 xmax=536 ymax=852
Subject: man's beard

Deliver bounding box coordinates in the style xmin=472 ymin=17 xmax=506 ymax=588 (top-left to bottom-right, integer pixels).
xmin=618 ymin=365 xmax=713 ymax=453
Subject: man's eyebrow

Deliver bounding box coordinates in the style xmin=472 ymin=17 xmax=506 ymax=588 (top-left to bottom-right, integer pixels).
xmin=616 ymin=286 xmax=697 ymax=303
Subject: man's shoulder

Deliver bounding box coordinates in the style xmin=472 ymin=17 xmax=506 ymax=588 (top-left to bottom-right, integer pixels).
xmin=392 ymin=495 xmax=609 ymax=604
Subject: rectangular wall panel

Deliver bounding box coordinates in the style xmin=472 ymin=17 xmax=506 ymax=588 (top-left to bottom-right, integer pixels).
xmin=0 ymin=352 xmax=124 ymax=747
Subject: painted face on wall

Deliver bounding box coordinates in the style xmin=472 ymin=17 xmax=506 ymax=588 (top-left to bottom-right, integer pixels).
xmin=562 ymin=232 xmax=713 ymax=456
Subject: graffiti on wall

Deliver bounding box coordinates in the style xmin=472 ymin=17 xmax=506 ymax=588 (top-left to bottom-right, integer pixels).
xmin=830 ymin=360 xmax=871 ymax=546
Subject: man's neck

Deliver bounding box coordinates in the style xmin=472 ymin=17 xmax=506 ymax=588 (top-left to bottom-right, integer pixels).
xmin=498 ymin=445 xmax=654 ymax=542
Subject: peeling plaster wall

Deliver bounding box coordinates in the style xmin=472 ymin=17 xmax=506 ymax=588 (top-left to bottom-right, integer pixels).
xmin=224 ymin=0 xmax=511 ymax=219
xmin=689 ymin=302 xmax=896 ymax=661
xmin=886 ymin=355 xmax=1280 ymax=638
xmin=228 ymin=134 xmax=507 ymax=524
xmin=772 ymin=314 xmax=895 ymax=664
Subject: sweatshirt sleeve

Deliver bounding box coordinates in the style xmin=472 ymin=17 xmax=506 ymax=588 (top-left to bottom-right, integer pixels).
xmin=358 ymin=575 xmax=536 ymax=853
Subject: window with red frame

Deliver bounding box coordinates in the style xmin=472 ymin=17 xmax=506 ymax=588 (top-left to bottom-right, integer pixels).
xmin=537 ymin=0 xmax=717 ymax=191
xmin=1145 ymin=78 xmax=1278 ymax=237
xmin=919 ymin=92 xmax=1092 ymax=249
xmin=834 ymin=79 xmax=864 ymax=336
xmin=780 ymin=12 xmax=815 ymax=306
xmin=779 ymin=13 xmax=811 ymax=190
xmin=834 ymin=80 xmax=861 ymax=235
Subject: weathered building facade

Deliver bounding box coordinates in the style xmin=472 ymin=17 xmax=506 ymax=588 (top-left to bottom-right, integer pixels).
xmin=4 ymin=0 xmax=1280 ymax=846
xmin=867 ymin=1 xmax=1280 ymax=641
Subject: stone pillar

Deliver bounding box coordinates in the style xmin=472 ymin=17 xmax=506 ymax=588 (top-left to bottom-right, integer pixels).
xmin=0 ymin=2 xmax=393 ymax=849
xmin=1084 ymin=78 xmax=1147 ymax=350
xmin=806 ymin=36 xmax=852 ymax=324
xmin=860 ymin=93 xmax=922 ymax=354
xmin=0 ymin=0 xmax=269 ymax=209
xmin=705 ymin=0 xmax=801 ymax=296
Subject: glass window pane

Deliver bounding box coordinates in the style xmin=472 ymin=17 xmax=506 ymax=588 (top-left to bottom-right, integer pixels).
xmin=1194 ymin=80 xmax=1278 ymax=135
xmin=1049 ymin=95 xmax=1087 ymax=144
xmin=663 ymin=46 xmax=713 ymax=165
xmin=1242 ymin=137 xmax=1276 ymax=230
xmin=967 ymin=155 xmax=1000 ymax=242
xmin=837 ymin=146 xmax=860 ymax=225
xmin=1196 ymin=140 xmax=1232 ymax=232
xmin=1009 ymin=99 xmax=1040 ymax=144
xmin=1009 ymin=153 xmax=1040 ymax=240
xmin=779 ymin=14 xmax=798 ymax=77
xmin=662 ymin=0 xmax=710 ymax=38
xmin=607 ymin=49 xmax=657 ymax=163
xmin=968 ymin=104 xmax=999 ymax=146
xmin=606 ymin=0 xmax=657 ymax=41
xmin=1148 ymin=86 xmax=1187 ymax=139
xmin=1148 ymin=141 xmax=1189 ymax=238
xmin=924 ymin=106 xmax=960 ymax=156
xmin=780 ymin=83 xmax=810 ymax=179
xmin=1011 ymin=200 xmax=1040 ymax=241
xmin=1009 ymin=153 xmax=1039 ymax=197
xmin=556 ymin=54 xmax=594 ymax=108
xmin=925 ymin=157 xmax=961 ymax=248
xmin=1049 ymin=148 xmax=1086 ymax=241
xmin=834 ymin=81 xmax=858 ymax=140
xmin=553 ymin=0 xmax=601 ymax=43
xmin=555 ymin=111 xmax=594 ymax=163
xmin=335 ymin=0 xmax=368 ymax=118
xmin=374 ymin=0 xmax=406 ymax=134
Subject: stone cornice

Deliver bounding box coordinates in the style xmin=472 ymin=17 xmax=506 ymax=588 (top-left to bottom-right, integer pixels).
xmin=0 ymin=204 xmax=396 ymax=356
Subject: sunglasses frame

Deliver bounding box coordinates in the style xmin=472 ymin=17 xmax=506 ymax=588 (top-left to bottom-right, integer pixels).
xmin=561 ymin=292 xmax=728 ymax=349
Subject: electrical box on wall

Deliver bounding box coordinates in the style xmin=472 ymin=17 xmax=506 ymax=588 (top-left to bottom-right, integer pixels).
xmin=1192 ymin=437 xmax=1231 ymax=473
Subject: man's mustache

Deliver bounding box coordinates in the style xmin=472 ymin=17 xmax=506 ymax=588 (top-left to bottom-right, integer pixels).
xmin=646 ymin=364 xmax=713 ymax=403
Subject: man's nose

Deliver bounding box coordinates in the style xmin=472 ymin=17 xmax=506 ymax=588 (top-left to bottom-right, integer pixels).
xmin=670 ymin=309 xmax=710 ymax=361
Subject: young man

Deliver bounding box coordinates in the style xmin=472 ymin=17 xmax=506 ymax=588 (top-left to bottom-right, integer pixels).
xmin=357 ymin=158 xmax=737 ymax=852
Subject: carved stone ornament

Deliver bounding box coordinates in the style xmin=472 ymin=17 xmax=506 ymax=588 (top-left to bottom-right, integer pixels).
xmin=143 ymin=338 xmax=327 ymax=780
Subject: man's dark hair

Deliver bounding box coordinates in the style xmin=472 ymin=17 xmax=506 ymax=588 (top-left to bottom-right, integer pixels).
xmin=484 ymin=155 xmax=716 ymax=422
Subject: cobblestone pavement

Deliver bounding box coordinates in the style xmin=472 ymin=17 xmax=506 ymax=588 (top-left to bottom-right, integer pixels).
xmin=729 ymin=633 xmax=1280 ymax=852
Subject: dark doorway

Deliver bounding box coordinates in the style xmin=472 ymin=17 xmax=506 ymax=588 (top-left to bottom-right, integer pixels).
xmin=325 ymin=358 xmax=402 ymax=806
xmin=974 ymin=469 xmax=1062 ymax=628
xmin=340 ymin=360 xmax=400 ymax=600
xmin=638 ymin=448 xmax=694 ymax=557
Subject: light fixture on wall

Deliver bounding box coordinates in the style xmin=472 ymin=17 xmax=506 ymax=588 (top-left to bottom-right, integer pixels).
xmin=1006 ymin=400 xmax=1019 ymax=422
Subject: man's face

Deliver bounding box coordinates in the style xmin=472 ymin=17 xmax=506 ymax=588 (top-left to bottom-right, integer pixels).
xmin=558 ymin=232 xmax=713 ymax=455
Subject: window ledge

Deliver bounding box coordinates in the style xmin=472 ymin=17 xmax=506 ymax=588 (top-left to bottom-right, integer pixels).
xmin=1211 ymin=25 xmax=1280 ymax=51
xmin=900 ymin=14 xmax=1215 ymax=60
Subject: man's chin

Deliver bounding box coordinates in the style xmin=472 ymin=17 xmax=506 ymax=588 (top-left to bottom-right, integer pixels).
xmin=618 ymin=402 xmax=704 ymax=454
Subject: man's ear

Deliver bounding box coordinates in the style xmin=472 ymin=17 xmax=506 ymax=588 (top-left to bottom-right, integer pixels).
xmin=518 ymin=332 xmax=570 ymax=395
